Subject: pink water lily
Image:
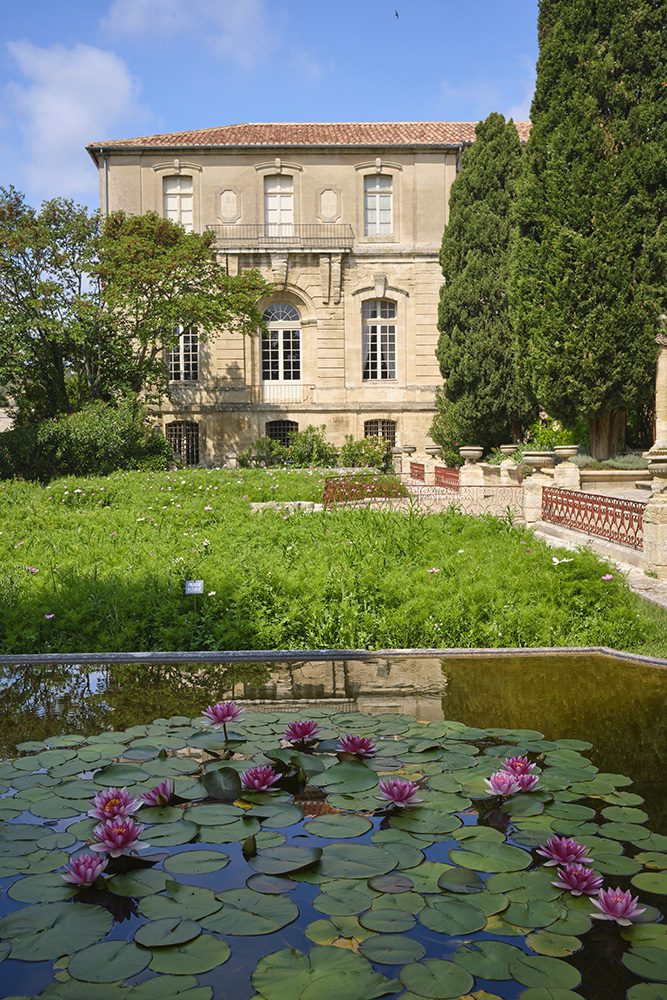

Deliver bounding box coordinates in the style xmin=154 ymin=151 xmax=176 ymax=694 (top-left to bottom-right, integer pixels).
xmin=61 ymin=853 xmax=108 ymax=886
xmin=378 ymin=778 xmax=422 ymax=808
xmin=338 ymin=734 xmax=377 ymax=757
xmin=516 ymin=773 xmax=540 ymax=792
xmin=241 ymin=765 xmax=281 ymax=791
xmin=484 ymin=771 xmax=521 ymax=797
xmin=141 ymin=780 xmax=173 ymax=807
xmin=502 ymin=755 xmax=536 ymax=777
xmin=283 ymin=720 xmax=320 ymax=743
xmin=591 ymin=887 xmax=647 ymax=925
xmin=537 ymin=835 xmax=593 ymax=867
xmin=552 ymin=863 xmax=604 ymax=896
xmin=88 ymin=787 xmax=141 ymax=821
xmin=91 ymin=818 xmax=148 ymax=857
xmin=202 ymin=701 xmax=244 ymax=739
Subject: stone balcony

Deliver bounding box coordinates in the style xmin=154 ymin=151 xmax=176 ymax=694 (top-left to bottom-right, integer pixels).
xmin=206 ymin=224 xmax=355 ymax=253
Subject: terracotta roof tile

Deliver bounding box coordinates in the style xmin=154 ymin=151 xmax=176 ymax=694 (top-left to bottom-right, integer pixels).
xmin=88 ymin=120 xmax=531 ymax=150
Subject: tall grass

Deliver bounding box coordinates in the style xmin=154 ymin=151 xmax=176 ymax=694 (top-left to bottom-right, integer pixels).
xmin=1 ymin=468 xmax=665 ymax=656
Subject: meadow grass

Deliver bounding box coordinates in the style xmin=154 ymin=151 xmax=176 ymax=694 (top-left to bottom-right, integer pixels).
xmin=1 ymin=468 xmax=666 ymax=656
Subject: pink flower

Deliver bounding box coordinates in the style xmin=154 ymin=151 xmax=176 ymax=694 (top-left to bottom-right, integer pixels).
xmin=484 ymin=771 xmax=521 ymax=796
xmin=502 ymin=755 xmax=536 ymax=777
xmin=88 ymin=787 xmax=141 ymax=821
xmin=591 ymin=887 xmax=647 ymax=926
xmin=338 ymin=734 xmax=376 ymax=757
xmin=241 ymin=765 xmax=281 ymax=791
xmin=378 ymin=778 xmax=422 ymax=808
xmin=27 ymin=566 xmax=39 ymax=574
xmin=91 ymin=818 xmax=148 ymax=857
xmin=537 ymin=835 xmax=593 ymax=867
xmin=141 ymin=780 xmax=173 ymax=807
xmin=202 ymin=702 xmax=244 ymax=729
xmin=552 ymin=863 xmax=604 ymax=896
xmin=283 ymin=720 xmax=320 ymax=743
xmin=426 ymin=567 xmax=441 ymax=574
xmin=61 ymin=853 xmax=108 ymax=886
xmin=516 ymin=773 xmax=540 ymax=792
xmin=601 ymin=573 xmax=614 ymax=581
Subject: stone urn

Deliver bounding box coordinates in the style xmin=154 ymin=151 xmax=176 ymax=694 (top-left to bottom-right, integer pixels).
xmin=648 ymin=453 xmax=667 ymax=490
xmin=523 ymin=450 xmax=556 ymax=469
xmin=554 ymin=445 xmax=579 ymax=460
xmin=499 ymin=444 xmax=519 ymax=456
xmin=425 ymin=446 xmax=442 ymax=458
xmin=402 ymin=445 xmax=416 ymax=455
xmin=459 ymin=446 xmax=483 ymax=465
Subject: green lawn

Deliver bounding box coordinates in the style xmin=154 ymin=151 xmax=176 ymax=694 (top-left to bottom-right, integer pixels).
xmin=1 ymin=468 xmax=666 ymax=656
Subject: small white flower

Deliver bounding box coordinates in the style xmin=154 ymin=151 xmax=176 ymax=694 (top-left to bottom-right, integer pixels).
xmin=552 ymin=556 xmax=574 ymax=565
xmin=207 ymin=591 xmax=216 ymax=597
xmin=457 ymin=549 xmax=465 ymax=554
xmin=203 ymin=538 xmax=210 ymax=546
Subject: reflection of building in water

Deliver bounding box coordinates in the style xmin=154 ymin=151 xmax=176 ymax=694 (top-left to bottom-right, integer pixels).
xmin=227 ymin=657 xmax=447 ymax=721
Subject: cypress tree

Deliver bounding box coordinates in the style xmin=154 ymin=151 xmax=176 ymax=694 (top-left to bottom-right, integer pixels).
xmin=511 ymin=0 xmax=665 ymax=458
xmin=433 ymin=113 xmax=533 ymax=455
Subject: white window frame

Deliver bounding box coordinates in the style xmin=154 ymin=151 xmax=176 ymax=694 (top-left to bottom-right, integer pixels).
xmin=264 ymin=175 xmax=294 ymax=237
xmin=262 ymin=304 xmax=301 ymax=383
xmin=167 ymin=328 xmax=199 ymax=382
xmin=364 ymin=175 xmax=393 ymax=236
xmin=163 ymin=175 xmax=194 ymax=231
xmin=362 ymin=299 xmax=397 ymax=381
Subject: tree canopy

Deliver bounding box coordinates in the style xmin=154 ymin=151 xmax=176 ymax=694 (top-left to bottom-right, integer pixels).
xmin=510 ymin=0 xmax=665 ymax=457
xmin=433 ymin=113 xmax=533 ymax=454
xmin=0 ymin=190 xmax=269 ymax=423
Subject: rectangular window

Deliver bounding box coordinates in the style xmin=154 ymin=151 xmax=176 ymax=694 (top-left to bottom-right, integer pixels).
xmin=362 ymin=300 xmax=397 ymax=380
xmin=261 ymin=329 xmax=300 ymax=381
xmin=364 ymin=175 xmax=392 ymax=236
xmin=168 ymin=329 xmax=199 ymax=381
xmin=163 ymin=175 xmax=194 ymax=231
xmin=264 ymin=175 xmax=294 ymax=236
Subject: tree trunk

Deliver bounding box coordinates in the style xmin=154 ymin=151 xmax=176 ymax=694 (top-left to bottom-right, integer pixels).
xmin=588 ymin=410 xmax=626 ymax=459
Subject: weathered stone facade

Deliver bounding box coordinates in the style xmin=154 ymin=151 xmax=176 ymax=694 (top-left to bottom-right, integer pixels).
xmin=87 ymin=122 xmax=530 ymax=463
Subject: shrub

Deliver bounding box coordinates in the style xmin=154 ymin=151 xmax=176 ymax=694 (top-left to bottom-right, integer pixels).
xmin=525 ymin=417 xmax=579 ymax=450
xmin=237 ymin=437 xmax=288 ymax=468
xmin=338 ymin=435 xmax=392 ymax=471
xmin=285 ymin=426 xmax=338 ymax=467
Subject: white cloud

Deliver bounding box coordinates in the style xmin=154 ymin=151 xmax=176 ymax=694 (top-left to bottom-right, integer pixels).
xmin=505 ymin=58 xmax=536 ymax=121
xmin=5 ymin=41 xmax=144 ymax=202
xmin=102 ymin=0 xmax=274 ymax=69
xmin=440 ymin=79 xmax=502 ymax=120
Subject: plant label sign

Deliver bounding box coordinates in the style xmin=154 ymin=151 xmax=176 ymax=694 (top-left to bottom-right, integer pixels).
xmin=185 ymin=579 xmax=204 ymax=595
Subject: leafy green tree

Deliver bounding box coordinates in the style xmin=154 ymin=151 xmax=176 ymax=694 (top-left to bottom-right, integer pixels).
xmin=0 ymin=190 xmax=269 ymax=422
xmin=433 ymin=113 xmax=533 ymax=455
xmin=511 ymin=0 xmax=665 ymax=458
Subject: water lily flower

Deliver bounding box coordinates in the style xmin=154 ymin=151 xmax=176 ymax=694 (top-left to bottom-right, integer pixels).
xmin=202 ymin=701 xmax=244 ymax=729
xmin=591 ymin=887 xmax=646 ymax=925
xmin=61 ymin=853 xmax=108 ymax=886
xmin=241 ymin=765 xmax=281 ymax=791
xmin=516 ymin=773 xmax=541 ymax=792
xmin=141 ymin=780 xmax=173 ymax=807
xmin=484 ymin=771 xmax=521 ymax=797
xmin=502 ymin=755 xmax=536 ymax=777
xmin=378 ymin=778 xmax=422 ymax=808
xmin=91 ymin=818 xmax=148 ymax=857
xmin=283 ymin=720 xmax=320 ymax=743
xmin=553 ymin=863 xmax=603 ymax=896
xmin=88 ymin=787 xmax=141 ymax=821
xmin=338 ymin=734 xmax=377 ymax=757
xmin=537 ymin=835 xmax=593 ymax=867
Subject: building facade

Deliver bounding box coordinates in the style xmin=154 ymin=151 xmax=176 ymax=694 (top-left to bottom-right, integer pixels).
xmin=87 ymin=122 xmax=530 ymax=465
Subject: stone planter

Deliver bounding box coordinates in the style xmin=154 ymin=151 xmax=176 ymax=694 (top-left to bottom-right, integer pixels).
xmin=459 ymin=446 xmax=483 ymax=465
xmin=523 ymin=450 xmax=556 ymax=469
xmin=554 ymin=445 xmax=579 ymax=460
xmin=425 ymin=446 xmax=442 ymax=458
xmin=499 ymin=444 xmax=519 ymax=456
xmin=402 ymin=445 xmax=416 ymax=456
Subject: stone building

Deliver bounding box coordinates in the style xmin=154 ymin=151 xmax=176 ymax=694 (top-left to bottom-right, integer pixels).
xmin=86 ymin=121 xmax=530 ymax=465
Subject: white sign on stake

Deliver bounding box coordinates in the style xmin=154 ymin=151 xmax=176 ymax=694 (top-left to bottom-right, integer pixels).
xmin=185 ymin=579 xmax=204 ymax=595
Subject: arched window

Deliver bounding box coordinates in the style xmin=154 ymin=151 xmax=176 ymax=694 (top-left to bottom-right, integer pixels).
xmin=362 ymin=299 xmax=396 ymax=380
xmin=163 ymin=176 xmax=193 ymax=231
xmin=266 ymin=420 xmax=298 ymax=446
xmin=166 ymin=421 xmax=200 ymax=466
xmin=262 ymin=304 xmax=301 ymax=383
xmin=167 ymin=328 xmax=198 ymax=381
xmin=364 ymin=419 xmax=397 ymax=447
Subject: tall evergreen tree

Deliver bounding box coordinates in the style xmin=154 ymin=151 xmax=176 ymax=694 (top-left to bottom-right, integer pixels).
xmin=433 ymin=113 xmax=533 ymax=455
xmin=511 ymin=0 xmax=665 ymax=458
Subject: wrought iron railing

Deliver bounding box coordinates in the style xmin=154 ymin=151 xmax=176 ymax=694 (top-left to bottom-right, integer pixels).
xmin=323 ymin=477 xmax=409 ymax=506
xmin=252 ymin=384 xmax=312 ymax=404
xmin=434 ymin=466 xmax=460 ymax=491
xmin=207 ymin=224 xmax=355 ymax=250
xmin=410 ymin=462 xmax=426 ymax=481
xmin=541 ymin=486 xmax=646 ymax=550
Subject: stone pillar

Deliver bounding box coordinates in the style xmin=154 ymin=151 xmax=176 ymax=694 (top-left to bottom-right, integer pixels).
xmin=554 ymin=462 xmax=581 ymax=491
xmin=459 ymin=463 xmax=484 ymax=486
xmin=391 ymin=447 xmax=403 ymax=476
xmin=522 ymin=473 xmax=552 ymax=525
xmin=648 ymin=327 xmax=667 ymax=457
xmin=225 ymin=453 xmax=238 ymax=469
xmin=643 ymin=487 xmax=667 ymax=579
xmin=499 ymin=458 xmax=518 ymax=485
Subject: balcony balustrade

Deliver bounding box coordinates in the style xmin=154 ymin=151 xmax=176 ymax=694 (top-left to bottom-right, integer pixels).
xmin=206 ymin=224 xmax=354 ymax=251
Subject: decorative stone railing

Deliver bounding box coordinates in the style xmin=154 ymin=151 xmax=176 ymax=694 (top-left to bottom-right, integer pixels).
xmin=541 ymin=486 xmax=646 ymax=550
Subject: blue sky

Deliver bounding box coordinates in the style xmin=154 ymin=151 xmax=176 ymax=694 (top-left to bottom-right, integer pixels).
xmin=0 ymin=0 xmax=538 ymax=209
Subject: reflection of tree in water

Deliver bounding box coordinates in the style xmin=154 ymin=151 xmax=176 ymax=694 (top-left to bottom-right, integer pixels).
xmin=440 ymin=654 xmax=667 ymax=834
xmin=0 ymin=662 xmax=270 ymax=754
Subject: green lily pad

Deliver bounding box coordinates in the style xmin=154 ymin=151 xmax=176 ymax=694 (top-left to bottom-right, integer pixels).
xmin=108 ymin=868 xmax=170 ymax=897
xmin=503 ymin=899 xmax=564 ymax=929
xmin=399 ymin=959 xmax=474 ymax=998
xmin=134 ymin=917 xmax=201 ymax=948
xmin=201 ymin=888 xmax=298 ymax=935
xmin=145 ymin=820 xmax=198 ymax=846
xmin=418 ymin=896 xmax=487 ymax=935
xmin=149 ymin=934 xmax=230 ymax=975
xmin=358 ymin=907 xmax=416 ymax=933
xmin=449 ymin=842 xmax=532 ymax=873
xmin=632 ymin=871 xmax=667 ymax=895
xmin=437 ymin=868 xmax=485 ymax=893
xmin=451 ymin=940 xmax=523 ymax=979
xmin=248 ymin=845 xmax=322 ymax=875
xmin=359 ymin=935 xmax=425 ymax=965
xmin=526 ymin=931 xmax=582 ymax=957
xmin=318 ymin=844 xmax=397 ymax=880
xmin=8 ymin=872 xmax=75 ymax=903
xmin=247 ymin=874 xmax=296 ymax=894
xmin=622 ymin=947 xmax=667 ymax=982
xmin=200 ymin=767 xmax=242 ymax=802
xmin=509 ymin=953 xmax=582 ymax=989
xmin=367 ymin=873 xmax=414 ymax=893
xmin=140 ymin=881 xmax=222 ymax=921
xmin=304 ymin=814 xmax=373 ymax=839
xmin=314 ymin=884 xmax=375 ymax=916
xmin=389 ymin=809 xmax=461 ymax=836
xmin=93 ymin=764 xmax=149 ymax=786
xmin=309 ymin=761 xmax=379 ymax=794
xmin=68 ymin=941 xmax=150 ymax=983
xmin=252 ymin=945 xmax=398 ymax=1000
xmin=0 ymin=901 xmax=112 ymax=962
xmin=164 ymin=849 xmax=230 ymax=875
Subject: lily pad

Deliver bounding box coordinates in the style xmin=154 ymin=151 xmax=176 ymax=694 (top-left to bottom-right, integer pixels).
xmin=358 ymin=907 xmax=416 ymax=933
xmin=359 ymin=935 xmax=425 ymax=965
xmin=509 ymin=953 xmax=581 ymax=990
xmin=108 ymin=868 xmax=170 ymax=897
xmin=304 ymin=814 xmax=373 ymax=839
xmin=134 ymin=917 xmax=201 ymax=948
xmin=149 ymin=934 xmax=231 ymax=975
xmin=449 ymin=842 xmax=532 ymax=873
xmin=164 ymin=850 xmax=230 ymax=875
xmin=622 ymin=947 xmax=667 ymax=982
xmin=451 ymin=940 xmax=523 ymax=979
xmin=399 ymin=959 xmax=474 ymax=998
xmin=418 ymin=896 xmax=487 ymax=935
xmin=248 ymin=845 xmax=322 ymax=875
xmin=0 ymin=901 xmax=112 ymax=962
xmin=632 ymin=871 xmax=667 ymax=895
xmin=201 ymin=888 xmax=298 ymax=935
xmin=252 ymin=945 xmax=398 ymax=1000
xmin=68 ymin=941 xmax=150 ymax=983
